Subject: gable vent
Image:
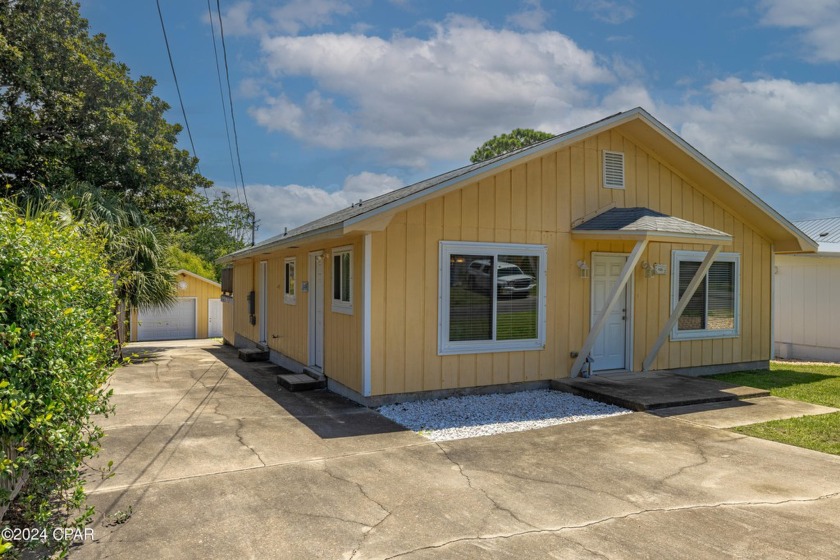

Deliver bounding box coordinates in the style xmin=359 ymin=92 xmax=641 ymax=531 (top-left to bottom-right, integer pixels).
xmin=603 ymin=150 xmax=625 ymax=189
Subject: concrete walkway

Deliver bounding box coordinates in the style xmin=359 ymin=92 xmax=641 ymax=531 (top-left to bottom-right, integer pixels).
xmin=72 ymin=342 xmax=840 ymax=559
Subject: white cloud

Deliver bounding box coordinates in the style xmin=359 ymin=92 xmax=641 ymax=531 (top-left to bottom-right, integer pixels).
xmin=251 ymin=16 xmax=636 ymax=165
xmin=759 ymin=0 xmax=840 ymax=62
xmin=672 ymin=78 xmax=840 ymax=202
xmin=217 ymin=0 xmax=351 ymax=37
xmin=507 ymin=0 xmax=550 ymax=31
xmin=231 ymin=172 xmax=403 ymax=240
xmin=216 ymin=1 xmax=261 ymax=36
xmin=270 ymin=0 xmax=352 ymax=35
xmin=574 ymin=0 xmax=635 ymax=25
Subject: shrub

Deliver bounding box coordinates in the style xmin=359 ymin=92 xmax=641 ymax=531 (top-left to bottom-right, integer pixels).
xmin=0 ymin=201 xmax=115 ymax=556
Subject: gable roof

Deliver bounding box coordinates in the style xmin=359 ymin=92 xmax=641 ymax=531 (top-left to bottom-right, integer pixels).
xmin=219 ymin=107 xmax=815 ymax=263
xmin=176 ymin=269 xmax=220 ymax=287
xmin=794 ymin=217 xmax=840 ymax=254
xmin=572 ymin=207 xmax=732 ymax=244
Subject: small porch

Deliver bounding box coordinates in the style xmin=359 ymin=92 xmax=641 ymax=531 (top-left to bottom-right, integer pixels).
xmin=551 ymin=371 xmax=769 ymax=411
xmin=570 ymin=207 xmax=734 ymax=378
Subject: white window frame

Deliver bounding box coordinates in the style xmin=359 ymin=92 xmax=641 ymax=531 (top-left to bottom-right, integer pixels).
xmin=670 ymin=250 xmax=740 ymax=341
xmin=284 ymin=257 xmax=296 ymax=305
xmin=331 ymin=246 xmax=353 ymax=315
xmin=438 ymin=241 xmax=547 ymax=355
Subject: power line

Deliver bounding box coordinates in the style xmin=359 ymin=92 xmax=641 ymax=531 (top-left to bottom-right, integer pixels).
xmin=215 ymin=0 xmax=249 ymax=209
xmin=155 ymin=0 xmax=208 ymax=201
xmin=206 ymin=0 xmax=243 ymax=205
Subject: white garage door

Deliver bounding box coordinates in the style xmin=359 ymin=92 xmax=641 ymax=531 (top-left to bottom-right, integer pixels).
xmin=136 ymin=298 xmax=197 ymax=341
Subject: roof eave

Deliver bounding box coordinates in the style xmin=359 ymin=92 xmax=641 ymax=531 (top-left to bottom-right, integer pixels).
xmin=217 ymin=223 xmax=346 ymax=264
xmin=344 ymin=109 xmax=644 ymax=232
xmin=624 ymin=111 xmax=818 ymax=253
xmin=175 ymin=269 xmax=221 ymax=287
xmin=571 ymin=230 xmax=733 ymax=245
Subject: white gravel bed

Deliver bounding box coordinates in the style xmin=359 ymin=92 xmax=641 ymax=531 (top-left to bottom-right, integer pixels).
xmin=378 ymin=390 xmax=630 ymax=441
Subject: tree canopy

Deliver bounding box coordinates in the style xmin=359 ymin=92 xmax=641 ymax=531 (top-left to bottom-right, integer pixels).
xmin=0 ymin=0 xmax=253 ymax=296
xmin=470 ymin=128 xmax=555 ymax=163
xmin=0 ymin=0 xmax=210 ymax=231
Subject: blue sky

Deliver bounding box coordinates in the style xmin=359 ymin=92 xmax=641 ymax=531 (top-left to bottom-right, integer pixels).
xmin=79 ymin=0 xmax=840 ymax=241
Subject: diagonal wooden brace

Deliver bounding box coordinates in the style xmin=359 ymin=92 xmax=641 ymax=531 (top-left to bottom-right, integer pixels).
xmin=642 ymin=245 xmax=721 ymax=371
xmin=570 ymin=239 xmax=648 ymax=377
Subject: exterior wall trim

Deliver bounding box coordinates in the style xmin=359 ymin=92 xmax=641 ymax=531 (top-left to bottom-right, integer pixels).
xmin=362 ymin=233 xmax=372 ymax=397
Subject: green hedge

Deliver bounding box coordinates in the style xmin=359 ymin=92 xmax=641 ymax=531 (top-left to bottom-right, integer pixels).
xmin=0 ymin=201 xmax=115 ymax=555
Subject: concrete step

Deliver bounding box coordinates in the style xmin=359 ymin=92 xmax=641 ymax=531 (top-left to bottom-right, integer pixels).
xmin=238 ymin=348 xmax=269 ymax=362
xmin=278 ymin=373 xmax=326 ymax=392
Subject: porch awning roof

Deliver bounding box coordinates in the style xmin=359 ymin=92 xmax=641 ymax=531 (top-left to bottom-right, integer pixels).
xmin=571 ymin=207 xmax=732 ymax=244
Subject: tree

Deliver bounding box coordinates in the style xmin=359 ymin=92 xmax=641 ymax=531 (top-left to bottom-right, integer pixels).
xmin=470 ymin=128 xmax=555 ymax=163
xmin=180 ymin=191 xmax=256 ymax=278
xmin=168 ymin=245 xmax=217 ymax=280
xmin=0 ymin=200 xmax=115 ymax=556
xmin=21 ymin=185 xmax=177 ymax=312
xmin=0 ymin=0 xmax=210 ymax=231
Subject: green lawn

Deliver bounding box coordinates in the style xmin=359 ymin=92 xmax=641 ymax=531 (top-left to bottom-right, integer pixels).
xmin=711 ymin=362 xmax=840 ymax=455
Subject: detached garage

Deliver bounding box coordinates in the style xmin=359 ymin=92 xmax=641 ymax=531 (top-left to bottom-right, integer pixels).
xmin=130 ymin=269 xmax=222 ymax=341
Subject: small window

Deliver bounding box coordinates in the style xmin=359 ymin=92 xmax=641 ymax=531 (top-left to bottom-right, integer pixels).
xmin=671 ymin=250 xmax=740 ymax=340
xmin=603 ymin=150 xmax=625 ymax=189
xmin=332 ymin=247 xmax=352 ymax=314
xmin=439 ymin=241 xmax=546 ymax=355
xmin=221 ymin=267 xmax=233 ymax=295
xmin=284 ymin=258 xmax=296 ymax=304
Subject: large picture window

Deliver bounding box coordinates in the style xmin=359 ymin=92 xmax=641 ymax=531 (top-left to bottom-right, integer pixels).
xmin=671 ymin=250 xmax=740 ymax=340
xmin=332 ymin=247 xmax=353 ymax=314
xmin=439 ymin=241 xmax=546 ymax=355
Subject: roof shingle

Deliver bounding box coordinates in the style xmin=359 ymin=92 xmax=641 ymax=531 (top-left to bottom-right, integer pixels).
xmin=573 ymin=207 xmax=730 ymax=238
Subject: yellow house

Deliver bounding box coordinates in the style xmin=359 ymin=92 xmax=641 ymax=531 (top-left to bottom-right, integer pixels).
xmin=131 ymin=269 xmax=223 ymax=341
xmin=218 ymin=108 xmax=815 ymax=405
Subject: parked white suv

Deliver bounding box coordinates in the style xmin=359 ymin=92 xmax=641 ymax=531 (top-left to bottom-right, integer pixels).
xmin=466 ymin=260 xmax=535 ymax=297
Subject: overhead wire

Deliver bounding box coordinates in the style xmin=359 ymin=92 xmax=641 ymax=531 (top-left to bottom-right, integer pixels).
xmin=206 ymin=0 xmax=243 ymax=205
xmin=155 ymin=0 xmax=209 ymax=201
xmin=215 ymin=0 xmax=250 ymax=209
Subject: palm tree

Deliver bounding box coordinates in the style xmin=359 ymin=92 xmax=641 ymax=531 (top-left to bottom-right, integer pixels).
xmin=16 ymin=184 xmax=176 ymax=351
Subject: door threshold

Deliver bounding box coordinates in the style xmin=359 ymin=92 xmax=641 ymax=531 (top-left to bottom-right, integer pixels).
xmin=592 ymin=369 xmax=633 ymax=377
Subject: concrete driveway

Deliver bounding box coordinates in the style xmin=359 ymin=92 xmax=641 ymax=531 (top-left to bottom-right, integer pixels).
xmin=73 ymin=341 xmax=840 ymax=559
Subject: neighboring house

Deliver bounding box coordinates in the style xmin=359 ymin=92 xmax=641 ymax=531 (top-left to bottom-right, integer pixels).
xmin=130 ymin=269 xmax=223 ymax=342
xmin=218 ymin=108 xmax=815 ymax=405
xmin=774 ymin=217 xmax=840 ymax=362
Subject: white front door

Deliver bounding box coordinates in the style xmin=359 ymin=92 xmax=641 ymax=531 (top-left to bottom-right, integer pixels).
xmin=591 ymin=254 xmax=630 ymax=371
xmin=308 ymin=252 xmax=325 ymax=369
xmin=208 ymin=298 xmax=222 ymax=338
xmin=259 ymin=261 xmax=268 ymax=344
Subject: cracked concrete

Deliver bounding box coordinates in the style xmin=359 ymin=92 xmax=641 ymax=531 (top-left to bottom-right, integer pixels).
xmin=72 ymin=341 xmax=840 ymax=560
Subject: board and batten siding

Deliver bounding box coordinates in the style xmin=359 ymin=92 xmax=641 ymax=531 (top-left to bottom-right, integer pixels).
xmin=368 ymin=130 xmax=773 ymax=395
xmin=222 ymin=298 xmax=234 ymax=345
xmin=774 ymin=254 xmax=840 ymax=362
xmin=231 ymin=238 xmax=365 ymax=393
xmin=232 ymin=261 xmax=256 ymax=342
